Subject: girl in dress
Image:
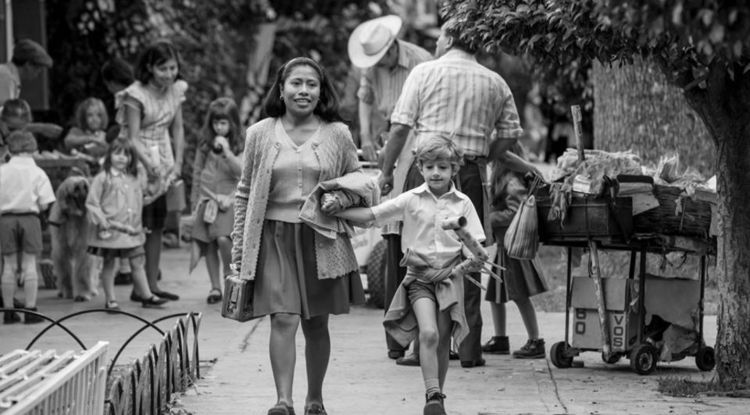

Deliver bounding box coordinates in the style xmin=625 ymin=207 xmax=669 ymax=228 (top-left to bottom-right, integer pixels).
xmin=86 ymin=139 xmax=167 ymax=310
xmin=64 ymin=97 xmax=109 ymax=159
xmin=116 ymin=40 xmax=187 ymax=301
xmin=190 ymin=97 xmax=243 ymax=304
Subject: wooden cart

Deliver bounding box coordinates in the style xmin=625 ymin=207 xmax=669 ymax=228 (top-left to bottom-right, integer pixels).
xmin=539 ymin=194 xmax=716 ymax=375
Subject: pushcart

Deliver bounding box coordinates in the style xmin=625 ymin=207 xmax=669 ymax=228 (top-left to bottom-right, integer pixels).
xmin=538 ymin=193 xmax=716 ymax=375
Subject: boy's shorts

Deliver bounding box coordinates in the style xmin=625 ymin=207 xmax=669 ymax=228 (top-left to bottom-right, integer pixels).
xmin=407 ymin=279 xmax=439 ymax=305
xmin=0 ymin=213 xmax=43 ymax=255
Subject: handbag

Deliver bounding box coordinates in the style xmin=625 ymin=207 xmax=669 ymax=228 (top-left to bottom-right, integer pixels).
xmin=504 ymin=175 xmax=541 ymax=260
xmin=203 ymin=199 xmax=218 ymax=223
xmin=166 ymin=179 xmax=186 ymax=212
xmin=221 ymin=274 xmax=255 ymax=322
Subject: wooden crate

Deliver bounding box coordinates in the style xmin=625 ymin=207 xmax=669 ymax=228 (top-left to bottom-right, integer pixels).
xmin=633 ymin=185 xmax=712 ymax=238
xmin=537 ymin=194 xmax=633 ymax=243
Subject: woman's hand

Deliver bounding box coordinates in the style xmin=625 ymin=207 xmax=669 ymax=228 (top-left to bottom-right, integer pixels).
xmin=166 ymin=163 xmax=182 ymax=185
xmin=145 ymin=162 xmax=161 ymax=179
xmin=320 ymin=192 xmax=342 ymax=215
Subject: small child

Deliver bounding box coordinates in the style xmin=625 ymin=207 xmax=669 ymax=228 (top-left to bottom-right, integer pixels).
xmin=189 ymin=97 xmax=243 ymax=304
xmin=0 ymin=130 xmax=55 ymax=324
xmin=482 ymin=142 xmax=548 ymax=358
xmin=0 ymin=99 xmax=32 ymax=163
xmin=64 ymin=97 xmax=109 ymax=159
xmin=326 ymin=136 xmax=485 ymax=415
xmin=85 ymin=139 xmax=168 ymax=311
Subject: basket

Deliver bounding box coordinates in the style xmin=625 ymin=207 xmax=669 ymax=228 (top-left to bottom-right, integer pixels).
xmin=632 ymin=185 xmax=712 ymax=238
xmin=536 ymin=194 xmax=633 ymax=243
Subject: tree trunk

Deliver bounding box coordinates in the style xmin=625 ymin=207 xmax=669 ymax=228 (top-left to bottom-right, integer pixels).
xmin=592 ymin=58 xmax=714 ymax=177
xmin=681 ymin=64 xmax=750 ymax=387
xmin=594 ymin=56 xmax=750 ymax=386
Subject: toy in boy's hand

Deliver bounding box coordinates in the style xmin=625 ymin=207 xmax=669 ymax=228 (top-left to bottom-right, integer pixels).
xmin=320 ymin=192 xmax=343 ymax=214
xmin=442 ymin=216 xmax=505 ymax=287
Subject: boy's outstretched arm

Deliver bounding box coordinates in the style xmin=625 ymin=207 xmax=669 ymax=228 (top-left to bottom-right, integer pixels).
xmin=332 ymin=207 xmax=375 ymax=225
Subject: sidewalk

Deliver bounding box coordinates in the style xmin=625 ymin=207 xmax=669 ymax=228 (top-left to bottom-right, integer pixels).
xmin=1 ymin=246 xmax=743 ymax=414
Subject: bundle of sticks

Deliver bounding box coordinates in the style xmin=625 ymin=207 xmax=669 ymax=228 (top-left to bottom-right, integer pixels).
xmin=442 ymin=216 xmax=504 ymax=290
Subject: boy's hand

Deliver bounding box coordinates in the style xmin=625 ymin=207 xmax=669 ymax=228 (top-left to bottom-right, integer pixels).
xmin=465 ymin=258 xmax=484 ymax=273
xmin=320 ymin=192 xmax=342 ymax=215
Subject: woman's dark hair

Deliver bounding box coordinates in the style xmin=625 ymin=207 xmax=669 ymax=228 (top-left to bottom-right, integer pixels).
xmin=101 ymin=57 xmax=135 ymax=87
xmin=442 ymin=17 xmax=478 ymax=54
xmin=134 ymin=40 xmax=182 ymax=84
xmin=198 ymin=97 xmax=244 ymax=157
xmin=103 ymin=138 xmax=139 ymax=177
xmin=262 ymin=57 xmax=342 ymax=123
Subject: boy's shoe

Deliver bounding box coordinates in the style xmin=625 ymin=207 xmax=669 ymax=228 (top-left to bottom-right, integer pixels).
xmin=423 ymin=392 xmax=446 ymax=415
xmin=23 ymin=308 xmax=45 ymax=325
xmin=4 ymin=311 xmax=21 ymax=324
xmin=512 ymin=338 xmax=546 ymax=359
xmin=482 ymin=335 xmax=510 ymax=354
xmin=304 ymin=402 xmax=326 ymax=415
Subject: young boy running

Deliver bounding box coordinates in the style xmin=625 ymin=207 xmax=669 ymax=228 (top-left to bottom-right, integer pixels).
xmin=324 ymin=136 xmax=485 ymax=415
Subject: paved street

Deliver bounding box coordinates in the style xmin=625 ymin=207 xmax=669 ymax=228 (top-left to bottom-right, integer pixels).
xmin=1 ymin=245 xmax=744 ymax=414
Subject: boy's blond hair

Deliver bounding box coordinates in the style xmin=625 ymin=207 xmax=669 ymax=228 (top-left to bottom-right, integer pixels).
xmin=415 ymin=135 xmax=464 ymax=170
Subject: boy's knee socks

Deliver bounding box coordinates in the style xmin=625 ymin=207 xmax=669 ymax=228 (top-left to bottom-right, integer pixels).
xmin=2 ymin=262 xmax=17 ymax=307
xmin=21 ymin=254 xmax=38 ymax=308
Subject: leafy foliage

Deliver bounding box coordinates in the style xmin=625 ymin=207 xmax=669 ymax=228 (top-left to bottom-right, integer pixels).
xmin=442 ymin=1 xmax=750 ymax=90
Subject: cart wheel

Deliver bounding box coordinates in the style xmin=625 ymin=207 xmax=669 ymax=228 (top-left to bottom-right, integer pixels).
xmin=629 ymin=343 xmax=658 ymax=375
xmin=602 ymin=352 xmax=621 ymax=364
xmin=695 ymin=346 xmax=715 ymax=372
xmin=365 ymin=240 xmax=387 ymax=309
xmin=550 ymin=341 xmax=573 ymax=369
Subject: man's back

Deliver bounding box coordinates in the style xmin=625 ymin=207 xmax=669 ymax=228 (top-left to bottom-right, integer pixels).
xmin=391 ymin=49 xmax=523 ymax=157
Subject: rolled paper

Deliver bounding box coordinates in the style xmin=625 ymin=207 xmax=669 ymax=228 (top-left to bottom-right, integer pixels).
xmin=454 ymin=226 xmax=489 ymax=261
xmin=479 ymin=257 xmax=505 ymax=270
xmin=452 ymin=258 xmax=489 ymax=290
xmin=483 ymin=266 xmax=504 ymax=283
xmin=441 ymin=216 xmax=467 ymax=230
xmin=464 ymin=273 xmax=486 ymax=291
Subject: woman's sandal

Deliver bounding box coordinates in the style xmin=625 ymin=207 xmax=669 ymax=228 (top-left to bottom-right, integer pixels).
xmin=141 ymin=295 xmax=168 ymax=307
xmin=206 ymin=288 xmax=223 ymax=304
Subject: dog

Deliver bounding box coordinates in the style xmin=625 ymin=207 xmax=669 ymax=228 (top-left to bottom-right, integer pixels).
xmin=49 ymin=169 xmax=96 ymax=301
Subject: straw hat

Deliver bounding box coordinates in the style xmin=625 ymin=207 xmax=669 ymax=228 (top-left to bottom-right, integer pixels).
xmin=348 ymin=15 xmax=403 ymax=68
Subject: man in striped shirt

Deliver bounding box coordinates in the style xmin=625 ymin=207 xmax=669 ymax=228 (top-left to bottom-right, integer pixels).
xmin=349 ymin=15 xmax=433 ymax=364
xmin=380 ymin=16 xmax=539 ymax=369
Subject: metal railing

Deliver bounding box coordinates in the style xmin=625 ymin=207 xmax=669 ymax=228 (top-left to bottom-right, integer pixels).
xmin=0 ymin=342 xmax=109 ymax=415
xmin=0 ymin=309 xmax=202 ymax=414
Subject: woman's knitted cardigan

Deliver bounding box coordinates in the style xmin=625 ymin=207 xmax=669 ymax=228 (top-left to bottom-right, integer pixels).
xmin=231 ymin=117 xmax=361 ymax=280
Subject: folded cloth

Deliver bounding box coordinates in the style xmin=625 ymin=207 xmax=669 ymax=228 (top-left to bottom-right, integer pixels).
xmin=383 ymin=250 xmax=469 ymax=348
xmin=299 ymin=170 xmax=380 ymax=239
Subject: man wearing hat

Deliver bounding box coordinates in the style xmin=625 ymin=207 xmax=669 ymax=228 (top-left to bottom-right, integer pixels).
xmin=348 ymin=15 xmax=432 ymax=364
xmin=379 ymin=16 xmax=542 ymax=371
xmin=0 ymin=39 xmax=53 ymax=108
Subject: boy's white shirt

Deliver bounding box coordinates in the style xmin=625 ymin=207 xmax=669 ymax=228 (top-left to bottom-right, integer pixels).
xmin=371 ymin=182 xmax=485 ymax=269
xmin=0 ymin=154 xmax=55 ymax=213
